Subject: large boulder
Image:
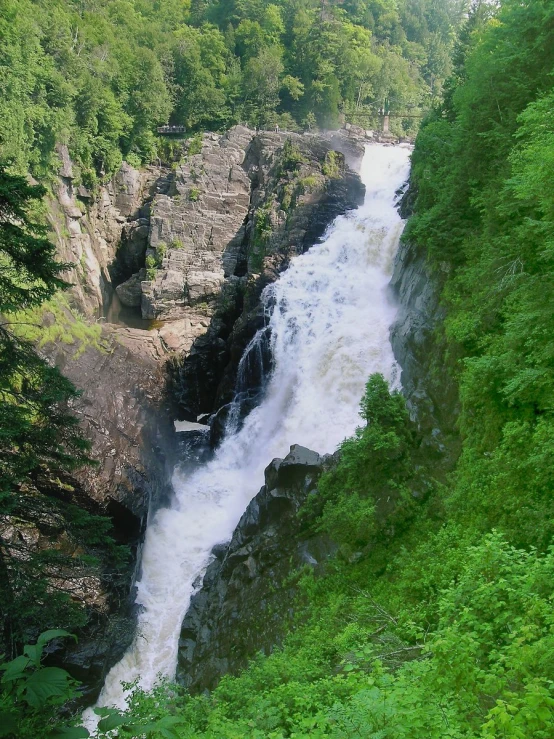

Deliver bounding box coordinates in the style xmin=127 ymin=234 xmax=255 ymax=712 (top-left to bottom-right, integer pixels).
xmin=116 ymin=269 xmax=145 ymax=307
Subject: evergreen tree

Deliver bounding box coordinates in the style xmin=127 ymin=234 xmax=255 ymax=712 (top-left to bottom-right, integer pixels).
xmin=0 ymin=165 xmax=122 ymax=656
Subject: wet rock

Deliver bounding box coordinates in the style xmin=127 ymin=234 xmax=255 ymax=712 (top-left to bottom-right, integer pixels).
xmin=389 ymin=237 xmax=459 ymax=458
xmin=177 ymin=445 xmax=335 ymax=692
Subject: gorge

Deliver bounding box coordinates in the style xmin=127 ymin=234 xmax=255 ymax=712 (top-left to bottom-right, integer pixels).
xmin=4 ymin=2 xmax=554 ymax=735
xmin=90 ymin=142 xmax=412 ymax=713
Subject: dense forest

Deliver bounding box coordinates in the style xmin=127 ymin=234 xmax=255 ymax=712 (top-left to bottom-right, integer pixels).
xmin=3 ymin=0 xmax=554 ymax=737
xmin=1 ymin=0 xmax=465 ymax=182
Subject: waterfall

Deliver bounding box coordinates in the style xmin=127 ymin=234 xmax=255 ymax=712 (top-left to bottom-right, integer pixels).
xmin=87 ymin=142 xmax=411 ymax=715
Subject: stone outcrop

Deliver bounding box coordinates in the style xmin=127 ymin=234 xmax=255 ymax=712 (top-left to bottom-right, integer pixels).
xmin=32 ymin=309 xmax=177 ymax=698
xmin=177 ymin=445 xmax=335 ymax=693
xmin=142 ymin=127 xmax=255 ymax=319
xmin=50 ymin=146 xmax=162 ymax=318
xmin=171 ymin=128 xmax=365 ymax=434
xmin=389 ymin=228 xmax=460 ymax=462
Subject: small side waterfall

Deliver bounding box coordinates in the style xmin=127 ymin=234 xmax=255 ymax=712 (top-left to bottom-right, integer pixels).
xmin=87 ymin=143 xmax=411 ymax=715
xmin=224 ymin=325 xmax=272 ymax=436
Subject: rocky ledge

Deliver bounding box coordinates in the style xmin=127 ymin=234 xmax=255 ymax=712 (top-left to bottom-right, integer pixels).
xmin=177 ymin=445 xmax=335 ymax=693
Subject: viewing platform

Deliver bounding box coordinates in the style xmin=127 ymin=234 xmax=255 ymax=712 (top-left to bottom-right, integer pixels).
xmin=157 ymin=125 xmax=186 ymax=135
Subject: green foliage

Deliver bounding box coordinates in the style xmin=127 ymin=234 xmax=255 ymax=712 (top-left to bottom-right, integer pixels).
xmin=0 ymin=630 xmax=79 ymax=738
xmin=279 ymin=139 xmax=306 ymax=174
xmin=0 ymin=0 xmax=466 ymax=181
xmin=304 ymin=375 xmax=417 ymax=553
xmin=187 ymin=133 xmax=204 ymax=157
xmin=0 ymin=633 xmax=189 ymax=738
xmin=405 ymin=0 xmax=554 ymax=550
xmin=145 ymin=245 xmax=167 ymax=280
xmin=0 ymin=166 xmax=69 ymax=312
xmin=250 ymin=201 xmax=273 ymax=271
xmin=9 ymin=294 xmax=106 ymax=359
xmin=297 ymin=174 xmax=321 ymax=194
xmin=322 ymin=150 xmax=341 ymax=179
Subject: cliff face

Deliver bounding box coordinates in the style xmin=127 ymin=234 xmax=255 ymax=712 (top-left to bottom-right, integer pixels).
xmin=173 ymin=153 xmax=462 ymax=695
xmin=389 ymin=239 xmax=459 ymax=449
xmin=177 ymin=446 xmax=336 ymax=693
xmin=36 ymin=127 xmax=367 ymax=696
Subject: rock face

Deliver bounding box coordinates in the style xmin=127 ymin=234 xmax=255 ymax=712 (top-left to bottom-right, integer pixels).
xmin=50 ymin=148 xmax=162 ymax=318
xmin=171 ymin=128 xmax=365 ymax=432
xmin=142 ymin=127 xmax=254 ymax=319
xmin=34 ymin=312 xmax=177 ymax=698
xmin=389 ymin=241 xmax=460 ymax=461
xmin=177 ymin=445 xmax=335 ymax=692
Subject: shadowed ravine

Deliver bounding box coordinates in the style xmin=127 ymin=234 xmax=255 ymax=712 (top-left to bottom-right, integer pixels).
xmin=85 ymin=143 xmax=411 ymax=718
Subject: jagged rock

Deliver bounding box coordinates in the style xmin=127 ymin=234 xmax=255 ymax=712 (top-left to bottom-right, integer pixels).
xmin=57 ymin=143 xmax=74 ymax=179
xmin=177 ymin=445 xmax=335 ymax=692
xmin=49 ymin=160 xmax=160 ymax=316
xmin=113 ymin=162 xmax=143 ymax=217
xmin=143 ymin=127 xmax=254 ymax=319
xmin=34 ymin=320 xmax=178 ymax=699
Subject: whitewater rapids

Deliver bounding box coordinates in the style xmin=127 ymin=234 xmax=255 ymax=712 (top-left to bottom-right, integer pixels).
xmin=87 ymin=142 xmax=411 ymax=714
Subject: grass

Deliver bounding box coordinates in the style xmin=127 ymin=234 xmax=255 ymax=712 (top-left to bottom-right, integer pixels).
xmin=7 ymin=293 xmax=109 ymax=359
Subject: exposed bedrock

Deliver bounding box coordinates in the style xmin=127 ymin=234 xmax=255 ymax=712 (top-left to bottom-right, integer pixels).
xmin=389 ymin=244 xmax=460 ymax=464
xmin=36 ymin=321 xmax=178 ymax=700
xmin=177 ymin=445 xmax=336 ymax=693
xmin=170 ymin=127 xmax=366 ymax=438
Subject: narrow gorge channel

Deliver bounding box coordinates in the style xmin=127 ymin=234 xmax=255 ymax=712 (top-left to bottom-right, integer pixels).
xmin=89 ymin=143 xmax=411 ymax=715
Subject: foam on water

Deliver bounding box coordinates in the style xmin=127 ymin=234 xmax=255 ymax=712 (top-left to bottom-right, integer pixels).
xmin=85 ymin=142 xmax=411 ymax=718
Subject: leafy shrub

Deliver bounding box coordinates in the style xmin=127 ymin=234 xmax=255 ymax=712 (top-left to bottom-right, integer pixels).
xmin=322 ymin=150 xmax=341 ymax=179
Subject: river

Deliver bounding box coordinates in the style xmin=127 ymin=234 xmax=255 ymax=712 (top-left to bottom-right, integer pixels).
xmin=87 ymin=142 xmax=411 ymax=715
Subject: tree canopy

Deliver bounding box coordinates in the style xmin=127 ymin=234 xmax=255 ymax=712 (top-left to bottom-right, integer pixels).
xmin=0 ymin=0 xmax=468 ymax=182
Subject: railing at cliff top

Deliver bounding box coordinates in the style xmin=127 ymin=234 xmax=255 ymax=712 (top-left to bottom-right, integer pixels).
xmin=157 ymin=125 xmax=186 ymax=135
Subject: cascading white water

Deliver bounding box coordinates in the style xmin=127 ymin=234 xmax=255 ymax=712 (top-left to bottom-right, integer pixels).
xmin=88 ymin=142 xmax=411 ymax=715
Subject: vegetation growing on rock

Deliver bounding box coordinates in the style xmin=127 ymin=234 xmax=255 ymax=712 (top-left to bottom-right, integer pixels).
xmin=0 ymin=167 xmax=127 ymax=664
xmin=5 ymin=0 xmax=554 ymax=737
